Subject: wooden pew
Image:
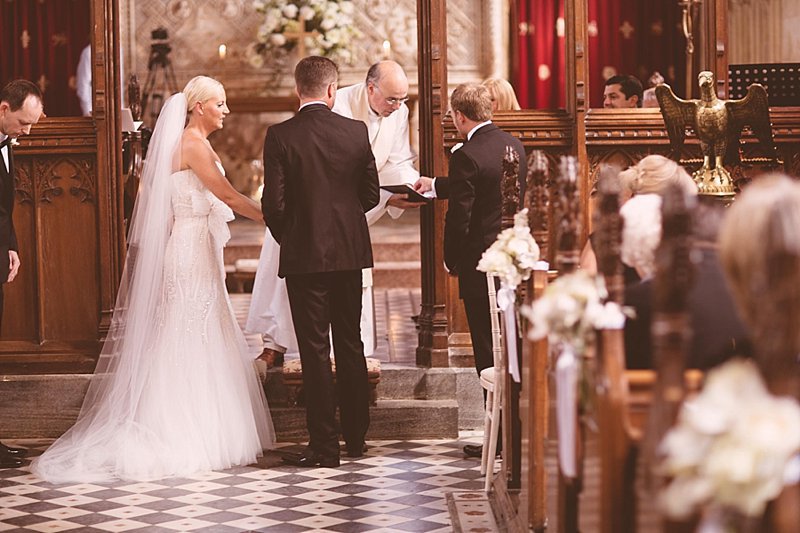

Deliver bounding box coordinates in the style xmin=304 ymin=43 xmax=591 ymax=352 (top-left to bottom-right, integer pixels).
xmin=593 ymin=173 xmax=699 ymax=533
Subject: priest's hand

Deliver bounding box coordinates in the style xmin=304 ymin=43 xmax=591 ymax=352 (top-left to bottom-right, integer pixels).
xmin=7 ymin=250 xmax=19 ymax=283
xmin=413 ymin=176 xmax=433 ymax=194
xmin=387 ymin=193 xmax=427 ymax=209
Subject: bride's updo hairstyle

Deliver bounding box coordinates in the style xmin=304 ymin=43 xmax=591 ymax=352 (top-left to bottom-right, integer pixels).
xmin=183 ymin=75 xmax=224 ymax=114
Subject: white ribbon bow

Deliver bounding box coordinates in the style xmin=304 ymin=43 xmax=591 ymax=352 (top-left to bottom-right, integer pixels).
xmin=496 ymin=285 xmax=520 ymax=383
xmin=191 ymin=191 xmax=235 ymax=250
xmin=556 ymin=343 xmax=578 ymax=478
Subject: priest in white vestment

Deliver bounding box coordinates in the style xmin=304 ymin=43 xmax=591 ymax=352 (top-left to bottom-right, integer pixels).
xmin=246 ymin=61 xmax=425 ymax=360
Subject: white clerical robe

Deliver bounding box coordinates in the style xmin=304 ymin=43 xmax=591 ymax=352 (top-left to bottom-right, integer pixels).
xmin=246 ymin=83 xmax=419 ymax=357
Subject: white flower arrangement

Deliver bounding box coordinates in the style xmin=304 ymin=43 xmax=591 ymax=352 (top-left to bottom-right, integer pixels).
xmin=659 ymin=358 xmax=800 ymax=520
xmin=520 ymin=270 xmax=626 ymax=350
xmin=477 ymin=208 xmax=541 ymax=289
xmin=249 ymin=0 xmax=360 ymax=67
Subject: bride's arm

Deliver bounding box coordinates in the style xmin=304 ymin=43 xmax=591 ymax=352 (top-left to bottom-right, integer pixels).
xmin=183 ymin=140 xmax=263 ymax=222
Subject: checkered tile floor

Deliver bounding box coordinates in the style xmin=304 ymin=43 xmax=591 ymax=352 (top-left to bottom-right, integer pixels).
xmin=0 ymin=438 xmax=487 ymax=532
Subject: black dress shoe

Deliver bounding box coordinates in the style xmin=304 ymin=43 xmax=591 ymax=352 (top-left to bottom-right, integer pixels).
xmin=0 ymin=442 xmax=27 ymax=457
xmin=463 ymin=444 xmax=502 ymax=458
xmin=463 ymin=444 xmax=483 ymax=458
xmin=0 ymin=454 xmax=23 ymax=469
xmin=281 ymin=448 xmax=340 ymax=468
xmin=345 ymin=443 xmax=368 ymax=458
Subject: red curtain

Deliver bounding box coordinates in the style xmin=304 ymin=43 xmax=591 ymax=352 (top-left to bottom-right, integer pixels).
xmin=587 ymin=0 xmax=686 ymax=107
xmin=0 ymin=0 xmax=91 ymax=116
xmin=514 ymin=0 xmax=566 ymax=109
xmin=514 ymin=0 xmax=686 ymax=109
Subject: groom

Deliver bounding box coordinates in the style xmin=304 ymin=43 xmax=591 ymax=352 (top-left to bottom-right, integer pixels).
xmin=263 ymin=56 xmax=380 ymax=467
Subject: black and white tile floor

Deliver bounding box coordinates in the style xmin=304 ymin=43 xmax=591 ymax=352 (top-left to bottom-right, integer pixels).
xmin=0 ymin=437 xmax=498 ymax=532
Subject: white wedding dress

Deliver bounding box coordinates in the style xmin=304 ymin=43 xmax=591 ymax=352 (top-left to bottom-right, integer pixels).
xmin=31 ymin=164 xmax=274 ymax=483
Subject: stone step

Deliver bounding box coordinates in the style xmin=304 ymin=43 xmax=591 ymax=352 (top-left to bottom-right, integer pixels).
xmin=271 ymin=399 xmax=459 ymax=441
xmin=371 ymin=240 xmax=420 ymax=262
xmin=0 ymin=367 xmax=482 ymax=440
xmin=373 ymin=260 xmax=421 ymax=288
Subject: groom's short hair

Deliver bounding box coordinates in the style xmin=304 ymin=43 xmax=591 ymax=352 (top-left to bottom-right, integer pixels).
xmin=295 ymin=56 xmax=339 ymax=99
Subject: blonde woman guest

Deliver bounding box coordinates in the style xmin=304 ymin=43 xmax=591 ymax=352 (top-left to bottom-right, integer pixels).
xmin=580 ymin=155 xmax=697 ymax=274
xmin=481 ymin=77 xmax=521 ymax=112
xmin=718 ymin=173 xmax=800 ymax=532
xmin=31 ymin=76 xmax=275 ymax=483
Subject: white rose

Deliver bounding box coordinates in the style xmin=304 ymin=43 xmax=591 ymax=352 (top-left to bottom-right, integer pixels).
xmin=340 ymin=1 xmax=355 ymax=15
xmin=282 ymin=3 xmax=298 ymax=18
xmin=299 ymin=5 xmax=315 ymax=20
xmin=253 ymin=0 xmax=266 ymax=10
xmin=321 ymin=18 xmax=336 ymax=31
xmin=269 ymin=33 xmax=287 ymax=46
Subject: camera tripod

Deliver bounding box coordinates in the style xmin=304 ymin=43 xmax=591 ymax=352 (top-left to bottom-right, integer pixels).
xmin=141 ymin=34 xmax=179 ymax=124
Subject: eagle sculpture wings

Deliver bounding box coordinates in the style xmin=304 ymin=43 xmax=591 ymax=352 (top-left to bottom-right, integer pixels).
xmin=655 ymin=71 xmax=777 ymax=195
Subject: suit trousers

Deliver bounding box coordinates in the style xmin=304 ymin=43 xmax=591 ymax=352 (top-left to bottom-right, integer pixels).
xmin=285 ymin=270 xmax=370 ymax=458
xmin=462 ymin=293 xmax=493 ymax=376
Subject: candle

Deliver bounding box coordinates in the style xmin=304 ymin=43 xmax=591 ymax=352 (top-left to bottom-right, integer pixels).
xmin=382 ymin=40 xmax=391 ymax=59
xmin=218 ymin=44 xmax=227 ymax=60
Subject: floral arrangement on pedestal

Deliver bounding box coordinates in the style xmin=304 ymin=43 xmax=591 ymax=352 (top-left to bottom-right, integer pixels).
xmin=658 ymin=359 xmax=800 ymax=526
xmin=248 ymin=0 xmax=360 ymax=68
xmin=477 ymin=208 xmax=541 ymax=290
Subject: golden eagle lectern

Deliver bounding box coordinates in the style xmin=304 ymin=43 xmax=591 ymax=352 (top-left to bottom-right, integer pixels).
xmin=656 ymin=71 xmax=777 ymax=196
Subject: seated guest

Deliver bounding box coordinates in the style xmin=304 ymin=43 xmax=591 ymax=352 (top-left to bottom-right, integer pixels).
xmin=719 ymin=174 xmax=800 ymax=396
xmin=581 ymin=155 xmax=697 ymax=275
xmin=641 ymin=71 xmax=665 ymax=108
xmin=481 ymin=77 xmax=521 ymax=112
xmin=603 ymin=74 xmax=643 ymax=109
xmin=621 ymin=194 xmax=750 ymax=369
xmin=718 ymin=174 xmax=800 ymax=532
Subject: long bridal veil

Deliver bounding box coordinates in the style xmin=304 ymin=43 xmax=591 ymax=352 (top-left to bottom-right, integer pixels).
xmin=31 ymin=94 xmax=272 ymax=483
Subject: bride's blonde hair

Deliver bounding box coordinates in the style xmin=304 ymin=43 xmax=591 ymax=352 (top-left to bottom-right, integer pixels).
xmin=183 ymin=76 xmax=224 ymax=114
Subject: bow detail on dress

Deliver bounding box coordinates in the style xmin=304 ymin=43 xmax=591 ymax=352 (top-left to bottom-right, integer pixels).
xmin=191 ymin=191 xmax=234 ymax=249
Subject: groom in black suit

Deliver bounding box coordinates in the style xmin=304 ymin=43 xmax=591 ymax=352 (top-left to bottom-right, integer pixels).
xmin=263 ymin=57 xmax=380 ymax=468
xmin=415 ymin=83 xmax=526 ymax=458
xmin=0 ymin=79 xmax=44 ymax=468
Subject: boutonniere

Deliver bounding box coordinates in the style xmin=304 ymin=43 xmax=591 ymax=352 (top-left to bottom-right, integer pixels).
xmin=450 ymin=142 xmax=463 ymax=154
xmin=10 ymin=138 xmax=19 ymax=147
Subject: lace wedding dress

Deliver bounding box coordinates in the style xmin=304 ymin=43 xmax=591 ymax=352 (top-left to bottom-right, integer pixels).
xmin=31 ymin=163 xmax=274 ymax=483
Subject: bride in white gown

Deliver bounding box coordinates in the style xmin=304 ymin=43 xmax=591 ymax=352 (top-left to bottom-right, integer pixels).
xmin=31 ymin=76 xmax=274 ymax=483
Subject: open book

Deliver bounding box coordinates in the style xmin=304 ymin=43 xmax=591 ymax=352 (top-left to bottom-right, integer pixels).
xmin=380 ymin=184 xmax=434 ymax=203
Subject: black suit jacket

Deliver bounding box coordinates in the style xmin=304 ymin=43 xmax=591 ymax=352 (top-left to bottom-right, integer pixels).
xmin=624 ymin=248 xmax=751 ymax=370
xmin=0 ymin=142 xmax=18 ymax=283
xmin=438 ymin=123 xmax=527 ymax=299
xmin=262 ymin=103 xmax=380 ymax=277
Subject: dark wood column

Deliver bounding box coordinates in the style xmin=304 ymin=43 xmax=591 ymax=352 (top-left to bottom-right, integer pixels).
xmin=415 ymin=0 xmax=450 ymax=367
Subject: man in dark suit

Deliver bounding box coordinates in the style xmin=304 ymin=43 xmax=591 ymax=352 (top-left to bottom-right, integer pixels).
xmin=415 ymin=83 xmax=526 ymax=457
xmin=263 ymin=57 xmax=380 ymax=468
xmin=0 ymin=79 xmax=44 ymax=468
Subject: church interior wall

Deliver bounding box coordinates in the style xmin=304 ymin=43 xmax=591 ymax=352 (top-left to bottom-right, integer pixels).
xmin=120 ymin=0 xmax=508 ymax=195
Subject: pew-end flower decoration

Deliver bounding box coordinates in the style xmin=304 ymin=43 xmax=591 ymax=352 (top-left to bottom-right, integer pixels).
xmin=477 ymin=208 xmax=541 ymax=290
xmin=658 ymin=358 xmax=800 ymax=521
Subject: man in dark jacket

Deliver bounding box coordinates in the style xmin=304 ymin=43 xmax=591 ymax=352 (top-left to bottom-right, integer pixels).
xmin=262 ymin=56 xmax=380 ymax=468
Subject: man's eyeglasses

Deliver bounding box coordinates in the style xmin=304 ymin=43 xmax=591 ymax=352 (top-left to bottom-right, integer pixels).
xmin=372 ymin=84 xmax=409 ymax=106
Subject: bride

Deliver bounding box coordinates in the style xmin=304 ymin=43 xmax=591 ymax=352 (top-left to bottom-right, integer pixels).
xmin=31 ymin=76 xmax=274 ymax=483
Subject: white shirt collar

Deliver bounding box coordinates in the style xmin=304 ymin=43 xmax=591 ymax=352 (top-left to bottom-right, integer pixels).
xmin=0 ymin=133 xmax=7 ymax=144
xmin=299 ymin=100 xmax=328 ymax=111
xmin=466 ymin=120 xmax=492 ymax=141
